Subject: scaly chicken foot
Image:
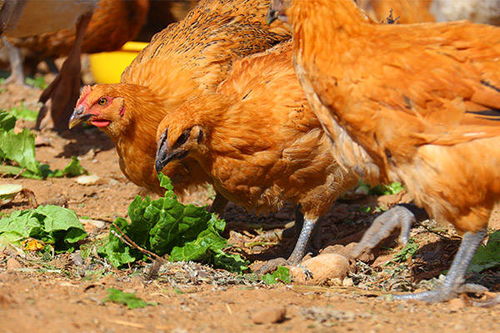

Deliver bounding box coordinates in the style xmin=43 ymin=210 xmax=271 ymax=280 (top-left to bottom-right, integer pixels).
xmin=351 ymin=204 xmax=427 ymax=258
xmin=255 ymin=210 xmax=316 ymax=275
xmin=393 ymin=229 xmax=488 ymax=303
xmin=1 ymin=36 xmax=26 ymax=86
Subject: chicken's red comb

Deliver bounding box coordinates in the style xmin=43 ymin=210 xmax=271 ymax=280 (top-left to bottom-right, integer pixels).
xmin=76 ymin=85 xmax=93 ymax=107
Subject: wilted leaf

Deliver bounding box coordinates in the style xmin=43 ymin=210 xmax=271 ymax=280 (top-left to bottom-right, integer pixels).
xmin=22 ymin=238 xmax=45 ymax=251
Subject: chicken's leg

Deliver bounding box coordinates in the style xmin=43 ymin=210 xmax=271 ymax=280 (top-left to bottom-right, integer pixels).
xmin=209 ymin=192 xmax=228 ymax=216
xmin=255 ymin=208 xmax=316 ymax=274
xmin=351 ymin=204 xmax=428 ymax=258
xmin=1 ymin=36 xmax=25 ymax=85
xmin=393 ymin=229 xmax=487 ymax=303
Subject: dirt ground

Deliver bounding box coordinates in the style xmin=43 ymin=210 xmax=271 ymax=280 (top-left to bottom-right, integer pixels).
xmin=0 ymin=76 xmax=499 ymax=332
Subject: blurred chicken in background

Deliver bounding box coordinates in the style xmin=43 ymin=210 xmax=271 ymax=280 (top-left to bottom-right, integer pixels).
xmin=0 ymin=0 xmax=97 ymax=37
xmin=357 ymin=0 xmax=500 ymax=24
xmin=137 ymin=0 xmax=198 ymax=41
xmin=0 ymin=0 xmax=149 ymax=131
xmin=356 ymin=0 xmax=435 ymax=23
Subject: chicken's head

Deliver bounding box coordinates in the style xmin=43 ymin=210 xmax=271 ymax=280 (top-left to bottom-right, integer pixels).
xmin=69 ymin=84 xmax=128 ymax=136
xmin=155 ymin=120 xmax=205 ymax=174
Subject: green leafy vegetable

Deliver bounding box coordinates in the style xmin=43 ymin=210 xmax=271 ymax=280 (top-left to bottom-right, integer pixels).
xmin=385 ymin=238 xmax=419 ymax=265
xmin=0 ymin=110 xmax=87 ymax=179
xmin=0 ymin=112 xmax=16 ymax=130
xmin=356 ymin=180 xmax=405 ymax=196
xmin=0 ymin=205 xmax=87 ymax=251
xmin=103 ymin=288 xmax=155 ymax=309
xmin=9 ymin=104 xmax=38 ymax=121
xmin=50 ymin=156 xmax=88 ymax=178
xmin=261 ymin=266 xmax=291 ymax=285
xmin=99 ymin=174 xmax=248 ymax=273
xmin=468 ymin=231 xmax=500 ymax=273
xmin=25 ymin=76 xmax=48 ymax=89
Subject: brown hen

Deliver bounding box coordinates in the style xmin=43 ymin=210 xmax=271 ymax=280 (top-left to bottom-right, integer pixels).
xmin=69 ymin=0 xmax=290 ymax=208
xmin=275 ymin=0 xmax=500 ymax=302
xmin=154 ymin=42 xmax=357 ymax=269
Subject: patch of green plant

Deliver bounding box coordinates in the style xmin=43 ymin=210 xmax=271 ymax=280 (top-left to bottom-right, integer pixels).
xmin=359 ymin=206 xmax=387 ymax=214
xmin=0 ymin=205 xmax=87 ymax=252
xmin=8 ymin=103 xmax=38 ymax=121
xmin=385 ymin=238 xmax=419 ymax=265
xmin=98 ymin=174 xmax=249 ymax=273
xmin=103 ymin=288 xmax=156 ymax=309
xmin=261 ymin=266 xmax=291 ymax=285
xmin=0 ymin=110 xmax=87 ymax=179
xmin=25 ymin=76 xmax=47 ymax=89
xmin=356 ymin=180 xmax=405 ymax=196
xmin=468 ymin=230 xmax=500 ymax=273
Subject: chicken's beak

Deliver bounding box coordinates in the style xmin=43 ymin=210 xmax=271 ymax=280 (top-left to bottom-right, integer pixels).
xmin=155 ymin=131 xmax=188 ymax=173
xmin=68 ymin=105 xmax=92 ymax=129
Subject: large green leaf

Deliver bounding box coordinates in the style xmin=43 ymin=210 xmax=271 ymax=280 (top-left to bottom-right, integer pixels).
xmin=0 ymin=128 xmax=40 ymax=173
xmin=0 ymin=205 xmax=87 ymax=251
xmin=98 ymin=174 xmax=249 ymax=272
xmin=0 ymin=110 xmax=87 ymax=179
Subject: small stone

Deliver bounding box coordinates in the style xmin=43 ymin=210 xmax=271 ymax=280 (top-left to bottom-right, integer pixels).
xmin=6 ymin=258 xmax=22 ymax=270
xmin=290 ymin=253 xmax=351 ymax=285
xmin=80 ymin=219 xmax=106 ymax=234
xmin=251 ymin=306 xmax=286 ymax=325
xmin=70 ymin=252 xmax=84 ymax=266
xmin=76 ymin=175 xmax=100 ymax=185
xmin=342 ymin=277 xmax=354 ymax=287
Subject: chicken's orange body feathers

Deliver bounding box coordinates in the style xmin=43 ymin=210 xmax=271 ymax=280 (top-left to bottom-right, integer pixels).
xmin=158 ymin=42 xmax=356 ymax=218
xmin=289 ymin=0 xmax=500 ymax=233
xmin=73 ymin=0 xmax=290 ymax=195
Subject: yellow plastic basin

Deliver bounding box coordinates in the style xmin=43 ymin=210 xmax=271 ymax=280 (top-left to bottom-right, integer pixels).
xmin=89 ymin=41 xmax=148 ymax=84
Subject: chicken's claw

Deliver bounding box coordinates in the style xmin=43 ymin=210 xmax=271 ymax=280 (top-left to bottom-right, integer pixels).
xmin=351 ymin=204 xmax=427 ymax=258
xmin=391 ymin=229 xmax=488 ymax=303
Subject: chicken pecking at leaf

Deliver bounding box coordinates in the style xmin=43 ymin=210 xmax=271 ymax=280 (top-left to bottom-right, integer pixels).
xmin=68 ymin=0 xmax=290 ymax=213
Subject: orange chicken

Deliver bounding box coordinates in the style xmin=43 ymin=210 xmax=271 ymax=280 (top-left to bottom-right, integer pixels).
xmin=69 ymin=0 xmax=290 ymax=209
xmin=272 ymin=0 xmax=500 ymax=302
xmin=154 ymin=42 xmax=357 ymax=269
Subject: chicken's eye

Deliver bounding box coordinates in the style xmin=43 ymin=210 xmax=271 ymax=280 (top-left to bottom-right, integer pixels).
xmin=173 ymin=129 xmax=191 ymax=148
xmin=97 ymin=97 xmax=108 ymax=106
